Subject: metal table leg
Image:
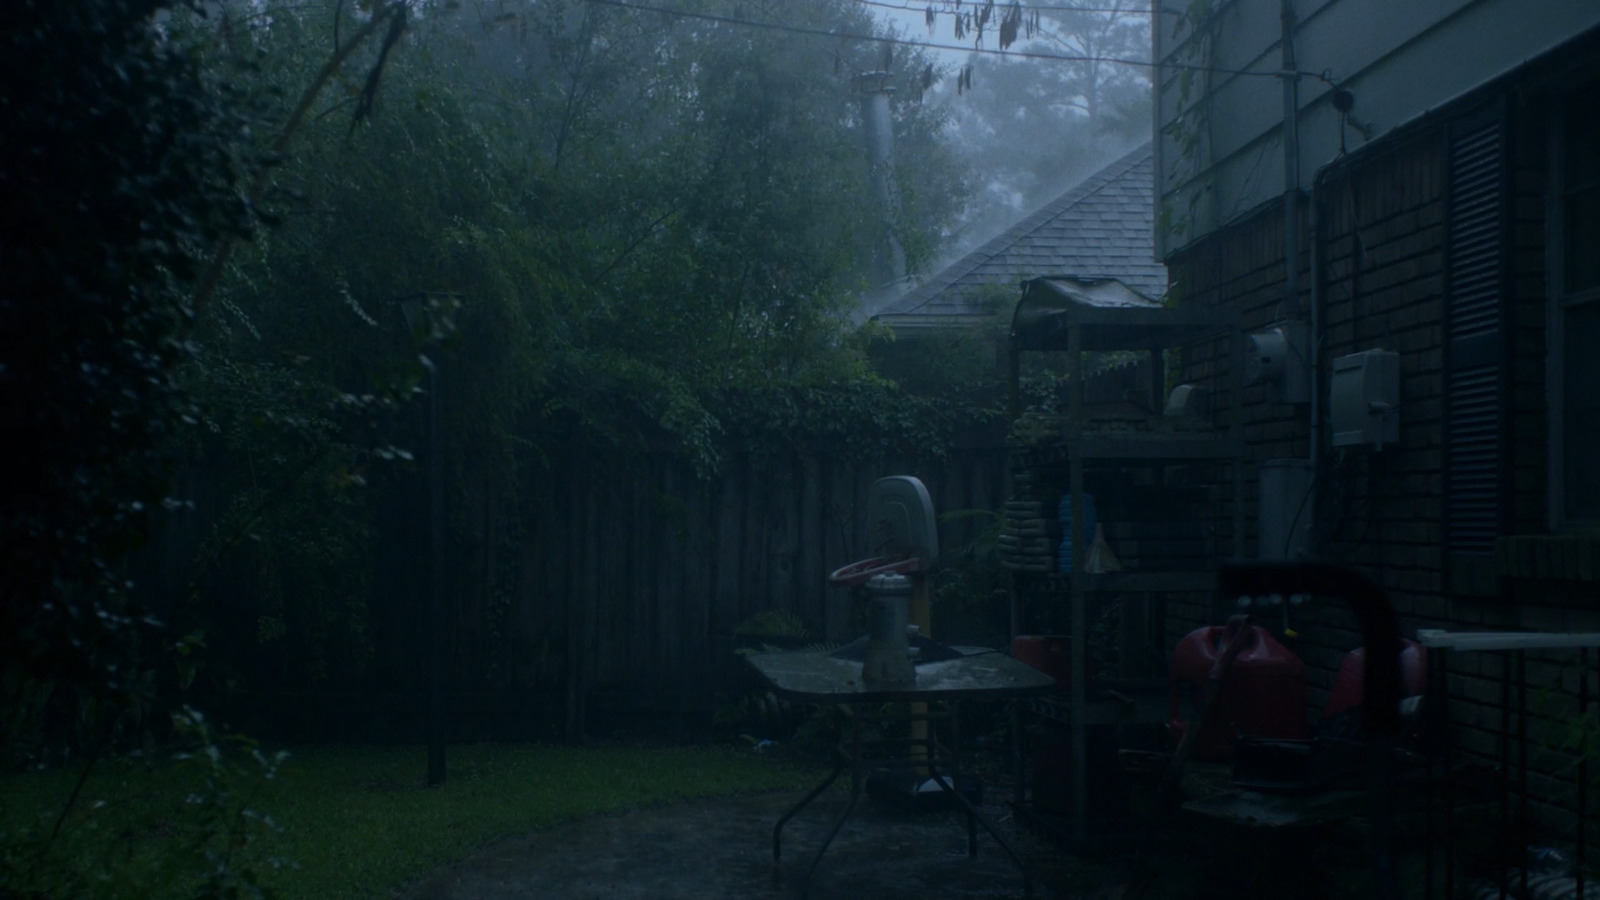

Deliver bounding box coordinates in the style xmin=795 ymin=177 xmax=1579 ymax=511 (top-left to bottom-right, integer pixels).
xmin=801 ymin=768 xmax=862 ymax=895
xmin=1426 ymin=646 xmax=1437 ymax=900
xmin=1519 ymin=650 xmax=1529 ymax=900
xmin=947 ymin=702 xmax=977 ymax=857
xmin=774 ymin=759 xmax=844 ymax=862
xmin=1580 ymin=647 xmax=1589 ymax=900
xmin=927 ymin=764 xmax=1036 ymax=898
xmin=1501 ymin=650 xmax=1511 ymax=900
xmin=779 ymin=700 xmax=1037 ymax=898
xmin=776 ymin=708 xmax=869 ymax=896
xmin=1442 ymin=649 xmax=1455 ymax=900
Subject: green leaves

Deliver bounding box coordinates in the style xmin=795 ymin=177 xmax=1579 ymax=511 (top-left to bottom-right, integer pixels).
xmin=1 ymin=0 xmax=262 ymax=762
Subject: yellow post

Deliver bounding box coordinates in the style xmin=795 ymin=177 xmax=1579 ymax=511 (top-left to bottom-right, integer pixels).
xmin=910 ymin=575 xmax=932 ymax=774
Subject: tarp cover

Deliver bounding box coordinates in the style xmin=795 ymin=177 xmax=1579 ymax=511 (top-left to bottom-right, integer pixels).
xmin=1010 ymin=276 xmax=1228 ymax=352
xmin=1010 ymin=276 xmax=1159 ymax=351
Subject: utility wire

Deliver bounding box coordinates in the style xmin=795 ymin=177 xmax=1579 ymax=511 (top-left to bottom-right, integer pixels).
xmin=856 ymin=0 xmax=1172 ymax=15
xmin=585 ymin=0 xmax=1297 ymax=78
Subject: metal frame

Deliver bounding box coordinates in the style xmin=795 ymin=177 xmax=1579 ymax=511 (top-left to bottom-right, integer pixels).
xmin=1006 ymin=302 xmax=1245 ymax=840
xmin=772 ymin=702 xmax=1036 ymax=898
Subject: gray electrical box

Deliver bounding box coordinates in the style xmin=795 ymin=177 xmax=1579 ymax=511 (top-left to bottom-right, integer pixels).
xmin=1258 ymin=458 xmax=1314 ymax=560
xmin=1330 ymin=349 xmax=1400 ymax=448
xmin=1243 ymin=322 xmax=1310 ymax=405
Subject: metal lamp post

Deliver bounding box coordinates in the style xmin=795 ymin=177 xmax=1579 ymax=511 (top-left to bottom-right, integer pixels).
xmin=398 ymin=294 xmax=446 ymax=787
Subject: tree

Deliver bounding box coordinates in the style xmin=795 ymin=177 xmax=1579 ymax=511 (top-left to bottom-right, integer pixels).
xmin=160 ymin=0 xmax=973 ymax=696
xmin=920 ymin=1 xmax=1152 ymax=249
xmin=0 ymin=0 xmax=256 ymax=760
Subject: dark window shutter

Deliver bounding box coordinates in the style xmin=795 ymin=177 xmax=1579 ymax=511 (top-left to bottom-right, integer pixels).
xmin=1444 ymin=115 xmax=1508 ymax=554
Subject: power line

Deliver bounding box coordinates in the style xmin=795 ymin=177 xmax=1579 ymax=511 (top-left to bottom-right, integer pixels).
xmin=856 ymin=0 xmax=1170 ymax=17
xmin=585 ymin=0 xmax=1291 ymax=79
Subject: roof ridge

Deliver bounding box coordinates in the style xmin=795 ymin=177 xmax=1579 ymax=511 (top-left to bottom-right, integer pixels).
xmin=884 ymin=141 xmax=1153 ymax=318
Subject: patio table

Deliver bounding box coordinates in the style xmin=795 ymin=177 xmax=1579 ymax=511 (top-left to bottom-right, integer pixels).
xmin=744 ymin=646 xmax=1055 ymax=897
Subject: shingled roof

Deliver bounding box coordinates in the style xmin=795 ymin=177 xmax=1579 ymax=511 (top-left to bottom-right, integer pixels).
xmin=873 ymin=142 xmax=1164 ymax=333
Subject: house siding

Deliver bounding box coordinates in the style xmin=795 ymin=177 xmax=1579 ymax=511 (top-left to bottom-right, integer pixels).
xmin=1163 ymin=81 xmax=1598 ymax=845
xmin=1154 ymin=0 xmax=1600 ymax=254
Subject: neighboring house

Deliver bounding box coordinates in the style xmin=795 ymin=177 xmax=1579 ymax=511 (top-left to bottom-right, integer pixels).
xmin=870 ymin=142 xmax=1167 ymax=338
xmin=1155 ymin=0 xmax=1600 ymax=846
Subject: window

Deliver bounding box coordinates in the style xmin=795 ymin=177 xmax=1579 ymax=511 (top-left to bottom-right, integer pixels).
xmin=1551 ymin=89 xmax=1600 ymax=528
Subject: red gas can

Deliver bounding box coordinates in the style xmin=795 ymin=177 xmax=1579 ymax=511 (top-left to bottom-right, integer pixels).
xmin=1168 ymin=621 xmax=1309 ymax=761
xmin=1321 ymin=639 xmax=1429 ymax=740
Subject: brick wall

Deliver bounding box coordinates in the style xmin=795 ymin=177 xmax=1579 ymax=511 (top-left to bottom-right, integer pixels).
xmin=1162 ymin=95 xmax=1598 ymax=848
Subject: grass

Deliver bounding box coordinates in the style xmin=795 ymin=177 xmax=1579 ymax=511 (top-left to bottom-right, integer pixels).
xmin=1 ymin=741 xmax=817 ymax=899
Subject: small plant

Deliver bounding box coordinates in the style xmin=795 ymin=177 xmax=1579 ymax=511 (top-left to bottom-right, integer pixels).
xmin=0 ymin=706 xmax=288 ymax=899
xmin=731 ymin=610 xmax=813 ymax=653
xmin=931 ymin=508 xmax=1010 ymax=647
xmin=714 ymin=612 xmax=838 ymax=746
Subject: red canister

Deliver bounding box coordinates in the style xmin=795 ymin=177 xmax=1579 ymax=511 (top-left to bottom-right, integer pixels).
xmin=1321 ymin=639 xmax=1429 ymax=740
xmin=1168 ymin=621 xmax=1309 ymax=761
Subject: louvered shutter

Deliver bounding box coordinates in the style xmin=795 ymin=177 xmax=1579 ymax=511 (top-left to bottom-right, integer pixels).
xmin=1444 ymin=114 xmax=1509 ymax=554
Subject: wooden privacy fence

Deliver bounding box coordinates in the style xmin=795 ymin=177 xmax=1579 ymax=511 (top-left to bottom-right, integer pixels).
xmin=380 ymin=435 xmax=1010 ymax=731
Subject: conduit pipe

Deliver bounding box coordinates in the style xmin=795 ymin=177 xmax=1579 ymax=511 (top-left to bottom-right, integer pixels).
xmin=1281 ymin=0 xmax=1301 ymax=324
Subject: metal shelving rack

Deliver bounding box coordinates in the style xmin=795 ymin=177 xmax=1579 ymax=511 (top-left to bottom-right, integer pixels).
xmin=1002 ymin=276 xmax=1245 ymax=839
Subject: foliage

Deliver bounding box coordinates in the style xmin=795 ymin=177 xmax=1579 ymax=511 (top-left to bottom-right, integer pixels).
xmin=0 ymin=0 xmax=989 ymax=891
xmin=0 ymin=0 xmax=262 ymax=762
xmin=716 ymin=611 xmax=839 ymax=745
xmin=1 ymin=708 xmax=287 ymax=899
xmin=1155 ymin=0 xmax=1220 ymax=247
xmin=929 ymin=508 xmax=1009 ymax=644
xmin=731 ymin=610 xmax=813 ymax=646
xmin=716 ymin=374 xmax=1007 ymax=467
xmin=1 ymin=740 xmax=814 ymax=900
xmin=927 ymin=2 xmax=1152 ymax=246
xmin=156 ymin=0 xmax=978 ymax=690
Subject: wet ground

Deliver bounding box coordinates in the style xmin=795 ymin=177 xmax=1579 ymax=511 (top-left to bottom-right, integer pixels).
xmin=402 ymin=784 xmax=1129 ymax=899
xmin=397 ymin=759 xmax=1469 ymax=899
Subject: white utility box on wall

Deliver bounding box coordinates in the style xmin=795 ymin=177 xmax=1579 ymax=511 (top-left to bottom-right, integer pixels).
xmin=1330 ymin=349 xmax=1400 ymax=448
xmin=1244 ymin=321 xmax=1311 ymax=405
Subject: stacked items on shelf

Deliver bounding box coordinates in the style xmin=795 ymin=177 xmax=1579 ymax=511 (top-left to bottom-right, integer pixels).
xmin=1003 ymin=276 xmax=1245 ymax=840
xmin=1006 ymin=410 xmax=1064 ymax=449
xmin=999 ymin=468 xmax=1053 ymax=573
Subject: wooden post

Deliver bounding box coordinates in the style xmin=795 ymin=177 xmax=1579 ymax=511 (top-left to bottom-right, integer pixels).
xmin=425 ymin=356 xmax=446 ymax=786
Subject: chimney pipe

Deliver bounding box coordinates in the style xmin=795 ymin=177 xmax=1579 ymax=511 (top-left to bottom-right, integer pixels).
xmin=855 ymin=71 xmax=907 ymax=288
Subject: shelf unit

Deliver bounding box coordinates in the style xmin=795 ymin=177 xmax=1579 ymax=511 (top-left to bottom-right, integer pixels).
xmin=1002 ymin=277 xmax=1245 ymax=839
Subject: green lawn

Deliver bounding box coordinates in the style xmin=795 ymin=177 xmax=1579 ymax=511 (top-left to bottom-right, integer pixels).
xmin=2 ymin=742 xmax=815 ymax=899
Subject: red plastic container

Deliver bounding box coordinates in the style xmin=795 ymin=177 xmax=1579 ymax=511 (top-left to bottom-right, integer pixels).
xmin=1012 ymin=635 xmax=1071 ymax=692
xmin=1322 ymin=639 xmax=1429 ymax=738
xmin=1168 ymin=621 xmax=1310 ymax=761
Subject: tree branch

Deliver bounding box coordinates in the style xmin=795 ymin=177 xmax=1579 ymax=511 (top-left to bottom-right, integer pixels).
xmin=189 ymin=1 xmax=408 ymax=322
